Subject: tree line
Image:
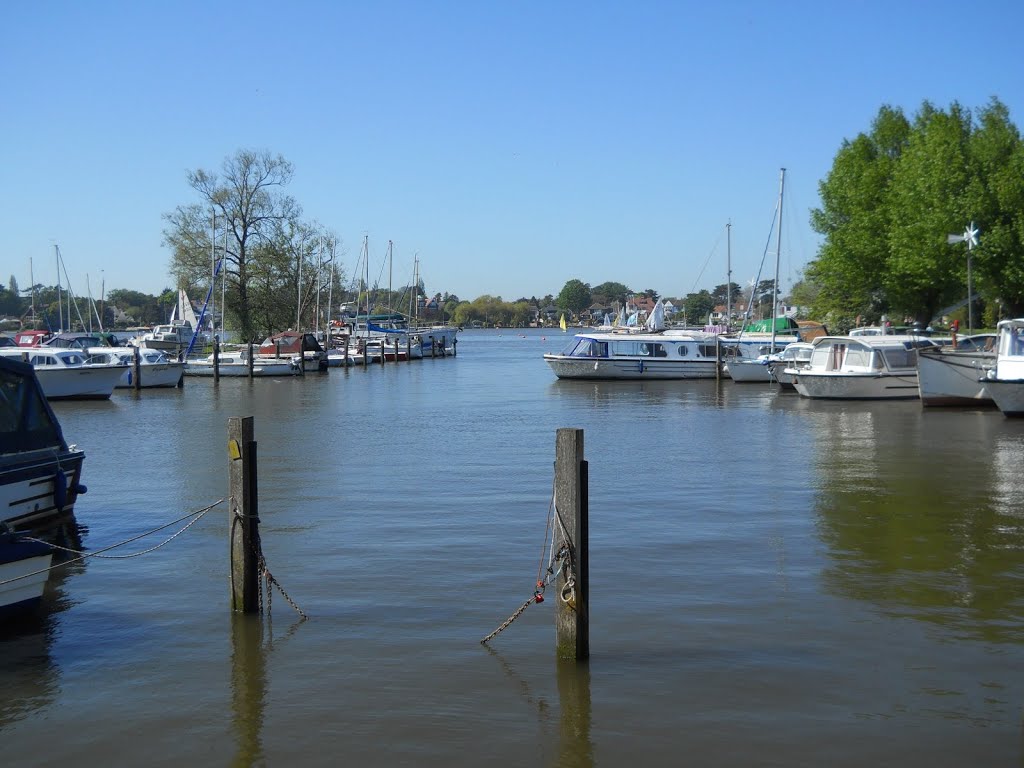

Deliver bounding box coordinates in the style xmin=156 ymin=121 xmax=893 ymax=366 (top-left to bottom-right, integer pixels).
xmin=804 ymin=98 xmax=1024 ymax=330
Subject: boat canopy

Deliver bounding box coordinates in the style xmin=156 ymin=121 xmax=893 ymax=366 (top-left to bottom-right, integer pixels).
xmin=742 ymin=317 xmax=800 ymax=333
xmin=0 ymin=356 xmax=69 ymax=454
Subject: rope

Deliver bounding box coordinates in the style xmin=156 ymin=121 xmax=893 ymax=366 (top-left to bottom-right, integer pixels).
xmin=1 ymin=500 xmax=224 ymax=588
xmin=480 ymin=486 xmax=575 ymax=645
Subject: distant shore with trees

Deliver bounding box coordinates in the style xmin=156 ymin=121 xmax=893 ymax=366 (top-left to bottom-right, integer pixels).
xmin=5 ymin=97 xmax=1020 ymax=337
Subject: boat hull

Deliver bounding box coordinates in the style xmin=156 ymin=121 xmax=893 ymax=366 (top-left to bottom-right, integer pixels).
xmin=544 ymin=356 xmax=718 ymax=380
xmin=1 ymin=449 xmax=86 ymax=532
xmin=986 ymin=378 xmax=1024 ymax=416
xmin=725 ymin=360 xmax=773 ymax=383
xmin=184 ymin=361 xmax=302 ymax=377
xmin=116 ymin=362 xmax=186 ymax=388
xmin=30 ymin=366 xmax=125 ymax=400
xmin=0 ymin=548 xmax=52 ymax=615
xmin=917 ymin=347 xmax=995 ymax=407
xmin=792 ymin=371 xmax=920 ymax=400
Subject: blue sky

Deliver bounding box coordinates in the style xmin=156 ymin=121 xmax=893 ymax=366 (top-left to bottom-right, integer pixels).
xmin=3 ymin=1 xmax=1022 ymax=305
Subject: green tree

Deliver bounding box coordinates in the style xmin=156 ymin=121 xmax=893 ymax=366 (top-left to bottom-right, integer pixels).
xmin=556 ymin=279 xmax=591 ymax=316
xmin=967 ymin=98 xmax=1024 ymax=316
xmin=683 ymin=290 xmax=715 ymax=325
xmin=886 ymin=102 xmax=973 ymax=323
xmin=164 ymin=149 xmax=301 ymax=340
xmin=107 ymin=288 xmax=165 ymax=326
xmin=591 ymin=281 xmax=631 ymax=307
xmin=808 ymin=105 xmax=911 ymax=325
xmin=711 ymin=283 xmax=742 ymax=306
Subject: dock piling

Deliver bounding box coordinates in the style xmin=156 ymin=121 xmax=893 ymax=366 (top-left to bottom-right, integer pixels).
xmin=228 ymin=416 xmax=260 ymax=613
xmin=554 ymin=427 xmax=589 ymax=660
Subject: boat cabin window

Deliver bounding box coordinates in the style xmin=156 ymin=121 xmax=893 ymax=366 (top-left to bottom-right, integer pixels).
xmin=676 ymin=344 xmax=688 ymax=357
xmin=698 ymin=344 xmax=721 ymax=358
xmin=881 ymin=348 xmax=917 ymax=369
xmin=841 ymin=346 xmax=870 ymax=369
xmin=567 ymin=338 xmax=607 ymax=357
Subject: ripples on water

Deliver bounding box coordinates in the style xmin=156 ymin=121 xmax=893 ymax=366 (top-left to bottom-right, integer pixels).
xmin=3 ymin=329 xmax=1024 ymax=766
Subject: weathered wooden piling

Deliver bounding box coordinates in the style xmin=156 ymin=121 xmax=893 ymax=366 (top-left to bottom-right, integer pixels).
xmin=213 ymin=338 xmax=220 ymax=383
xmin=247 ymin=342 xmax=255 ymax=378
xmin=554 ymin=427 xmax=589 ymax=660
xmin=132 ymin=345 xmax=142 ymax=390
xmin=228 ymin=416 xmax=260 ymax=613
xmin=406 ymin=335 xmax=412 ymax=361
xmin=715 ymin=337 xmax=722 ymax=381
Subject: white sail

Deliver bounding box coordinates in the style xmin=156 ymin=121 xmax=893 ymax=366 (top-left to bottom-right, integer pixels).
xmin=179 ymin=289 xmax=200 ymax=329
xmin=644 ymin=299 xmax=665 ymax=331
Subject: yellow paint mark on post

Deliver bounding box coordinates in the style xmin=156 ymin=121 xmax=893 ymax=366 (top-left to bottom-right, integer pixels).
xmin=228 ymin=439 xmax=242 ymax=460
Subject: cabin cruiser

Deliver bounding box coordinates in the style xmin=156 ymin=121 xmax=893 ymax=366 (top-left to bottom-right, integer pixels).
xmin=0 ymin=347 xmax=126 ymax=399
xmin=916 ymin=334 xmax=996 ymax=407
xmin=983 ymin=318 xmax=1024 ymax=416
xmin=0 ymin=354 xmax=87 ymax=535
xmin=789 ymin=335 xmax=937 ymax=400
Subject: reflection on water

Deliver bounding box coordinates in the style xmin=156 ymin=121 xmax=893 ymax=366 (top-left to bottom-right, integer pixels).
xmin=230 ymin=615 xmax=266 ymax=768
xmin=5 ymin=331 xmax=1024 ymax=765
xmin=556 ymin=660 xmax=593 ymax=768
xmin=808 ymin=403 xmax=1024 ymax=643
xmin=0 ymin=539 xmax=84 ymax=729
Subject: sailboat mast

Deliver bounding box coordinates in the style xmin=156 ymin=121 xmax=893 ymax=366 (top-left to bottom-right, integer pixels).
xmin=211 ymin=209 xmax=216 ymax=334
xmin=55 ymin=244 xmax=63 ymax=332
xmin=411 ymin=255 xmax=419 ymax=322
xmin=221 ymin=224 xmax=227 ymax=336
xmin=316 ymin=236 xmax=323 ymax=334
xmin=771 ymin=168 xmax=786 ymax=351
xmin=30 ymin=257 xmax=36 ymax=326
xmin=726 ymin=221 xmax=732 ymax=330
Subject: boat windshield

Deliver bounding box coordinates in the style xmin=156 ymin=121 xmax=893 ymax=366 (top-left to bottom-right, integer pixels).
xmin=0 ymin=365 xmax=64 ymax=451
xmin=564 ymin=338 xmax=608 ymax=357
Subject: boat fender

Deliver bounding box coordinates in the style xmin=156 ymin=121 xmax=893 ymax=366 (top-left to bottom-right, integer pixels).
xmin=53 ymin=471 xmax=67 ymax=510
xmin=74 ymin=483 xmax=88 ymax=495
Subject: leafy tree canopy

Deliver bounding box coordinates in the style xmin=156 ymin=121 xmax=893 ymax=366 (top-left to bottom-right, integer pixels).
xmin=808 ymin=98 xmax=1024 ymax=324
xmin=556 ymin=279 xmax=592 ymax=315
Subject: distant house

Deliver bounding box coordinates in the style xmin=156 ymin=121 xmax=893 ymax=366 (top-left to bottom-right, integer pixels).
xmin=541 ymin=304 xmax=561 ymax=324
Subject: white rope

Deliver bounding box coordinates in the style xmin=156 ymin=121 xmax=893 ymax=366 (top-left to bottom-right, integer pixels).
xmin=0 ymin=499 xmax=224 ymax=587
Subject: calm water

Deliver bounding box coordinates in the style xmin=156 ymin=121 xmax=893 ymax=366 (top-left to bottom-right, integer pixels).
xmin=3 ymin=329 xmax=1024 ymax=767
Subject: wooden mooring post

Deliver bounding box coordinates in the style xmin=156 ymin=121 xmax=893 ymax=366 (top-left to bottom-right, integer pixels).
xmin=228 ymin=416 xmax=260 ymax=613
xmin=213 ymin=338 xmax=220 ymax=383
xmin=554 ymin=427 xmax=589 ymax=660
xmin=132 ymin=345 xmax=142 ymax=390
xmin=247 ymin=342 xmax=255 ymax=378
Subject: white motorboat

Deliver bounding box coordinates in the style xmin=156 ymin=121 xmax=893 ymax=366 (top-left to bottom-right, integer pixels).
xmin=184 ymin=348 xmax=302 ymax=377
xmin=916 ymin=334 xmax=996 ymax=407
xmin=789 ymin=335 xmax=937 ymax=400
xmin=0 ymin=348 xmax=126 ymax=400
xmin=85 ymin=348 xmax=186 ymax=388
xmin=133 ymin=322 xmax=196 ymax=358
xmin=767 ymin=342 xmax=814 ymax=389
xmin=983 ymin=318 xmax=1024 ymax=417
xmin=0 ymin=354 xmax=87 ymax=534
xmin=544 ymin=328 xmax=723 ymax=380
